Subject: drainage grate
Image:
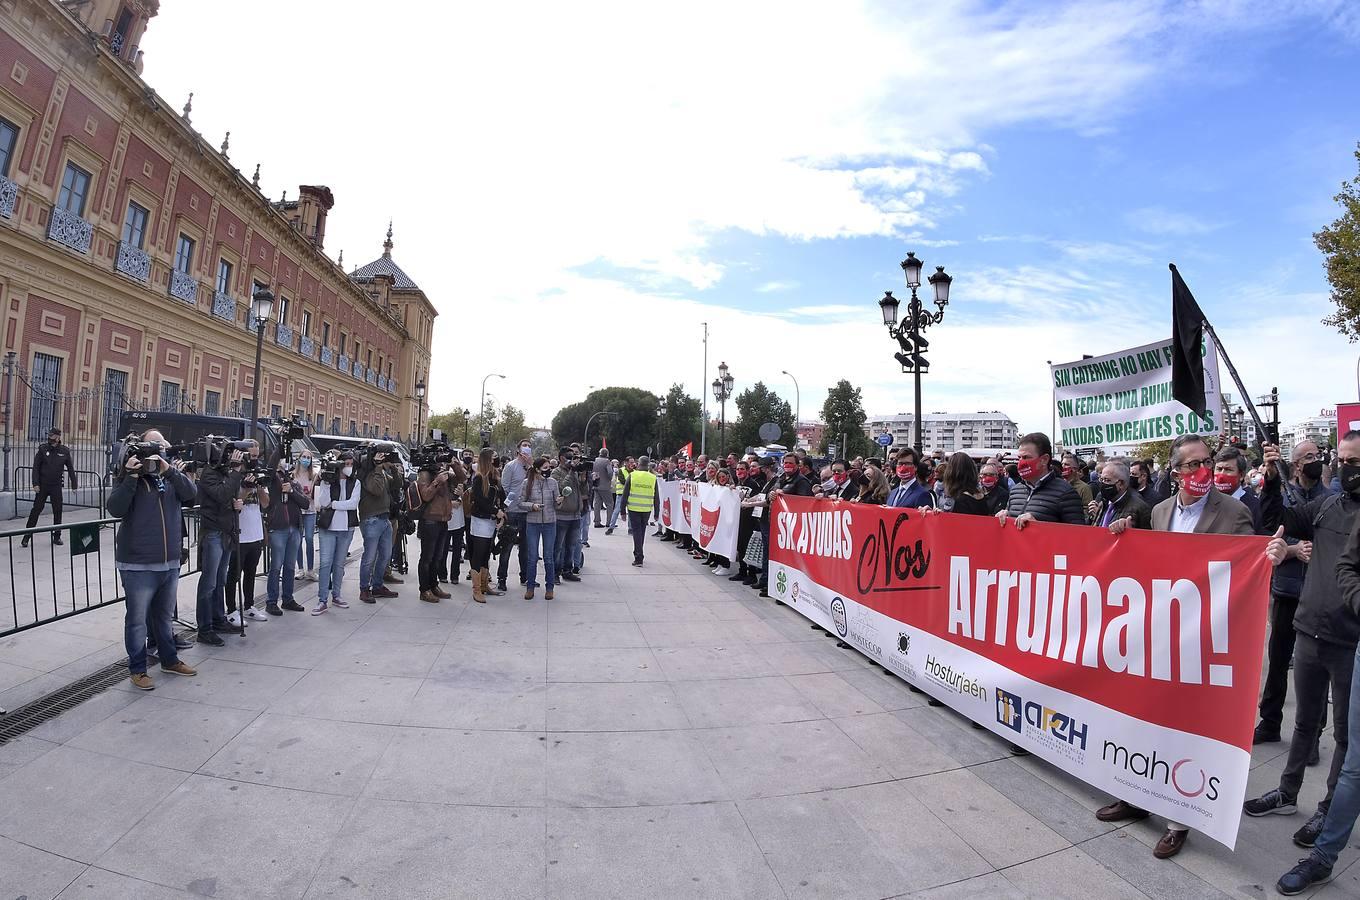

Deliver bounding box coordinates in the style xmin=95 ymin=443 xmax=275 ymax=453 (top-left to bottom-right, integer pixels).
xmin=0 ymin=660 xmax=131 ymax=744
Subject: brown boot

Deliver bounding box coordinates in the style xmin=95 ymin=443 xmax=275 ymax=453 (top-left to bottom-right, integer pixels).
xmin=431 ymin=585 xmax=451 ymax=599
xmin=483 ymin=570 xmax=504 ymax=596
xmin=545 ymin=587 xmax=554 ymax=601
xmin=472 ymin=571 xmax=486 ymax=603
xmin=419 ymin=589 xmax=440 ymax=603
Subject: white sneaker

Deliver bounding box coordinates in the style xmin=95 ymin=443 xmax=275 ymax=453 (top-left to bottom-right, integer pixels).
xmin=226 ymin=611 xmax=243 ymax=627
xmin=245 ymin=607 xmax=269 ymax=622
xmin=714 ymin=566 xmax=732 ymax=577
xmin=306 ymin=570 xmax=318 ymax=582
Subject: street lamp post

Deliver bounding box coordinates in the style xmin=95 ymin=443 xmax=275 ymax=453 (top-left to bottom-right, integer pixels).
xmin=711 ymin=361 xmax=734 ymax=457
xmin=878 ymin=252 xmax=953 ymax=455
xmin=479 ymin=372 xmax=505 ymax=447
xmin=457 ymin=407 xmax=471 ymax=448
xmin=781 ymin=369 xmax=799 ymax=448
xmin=584 ymin=410 xmax=612 ymax=452
xmin=249 ymin=287 xmax=275 ymax=443
xmin=414 ymin=379 xmax=426 ymax=444
xmin=656 ymin=397 xmax=668 ymax=456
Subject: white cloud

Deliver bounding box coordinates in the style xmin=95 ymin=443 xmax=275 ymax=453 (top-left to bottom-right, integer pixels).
xmin=756 ymin=280 xmax=800 ymax=294
xmin=136 ymin=0 xmax=1352 ymax=436
xmin=1125 ymin=206 xmax=1223 ymax=236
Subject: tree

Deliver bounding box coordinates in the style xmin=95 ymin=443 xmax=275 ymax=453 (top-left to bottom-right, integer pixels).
xmin=1318 ymin=143 xmax=1360 ymax=340
xmin=657 ymin=383 xmax=702 ymax=456
xmin=550 ymin=387 xmax=662 ymax=458
xmin=489 ymin=403 xmax=527 ymax=455
xmin=427 ymin=407 xmax=473 ymax=447
xmin=1131 ymin=439 xmax=1174 ymax=467
xmin=727 ymin=381 xmax=794 ymax=454
xmin=819 ymin=379 xmax=875 ymax=458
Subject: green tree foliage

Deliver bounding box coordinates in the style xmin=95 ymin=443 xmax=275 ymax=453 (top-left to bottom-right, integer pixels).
xmin=489 ymin=403 xmax=527 ymax=455
xmin=658 ymin=383 xmax=702 ymax=456
xmin=426 ymin=407 xmax=473 ymax=447
xmin=551 ymin=387 xmax=662 ymax=458
xmin=727 ymin=381 xmax=794 ymax=454
xmin=1318 ymin=143 xmax=1360 ymax=340
xmin=820 ymin=379 xmax=875 ymax=458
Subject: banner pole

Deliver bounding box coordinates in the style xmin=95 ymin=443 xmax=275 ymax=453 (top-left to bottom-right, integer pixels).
xmin=1200 ymin=321 xmax=1273 ymax=454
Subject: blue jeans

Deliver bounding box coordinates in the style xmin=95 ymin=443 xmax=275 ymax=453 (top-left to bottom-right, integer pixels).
xmin=195 ymin=530 xmax=232 ymax=633
xmin=609 ymin=494 xmax=624 ymax=528
xmin=267 ymin=527 xmax=301 ymax=604
xmin=1310 ymin=644 xmax=1360 ymax=867
xmin=524 ymin=521 xmax=557 ymax=588
xmin=554 ymin=517 xmax=581 ymax=578
xmin=317 ymin=528 xmax=353 ymax=601
xmin=124 ymin=568 xmax=180 ymax=673
xmin=360 ymin=515 xmax=394 ymax=591
xmin=296 ymin=513 xmax=316 ymax=571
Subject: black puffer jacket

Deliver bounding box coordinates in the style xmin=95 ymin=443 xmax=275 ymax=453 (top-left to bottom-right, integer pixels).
xmin=1005 ymin=473 xmax=1086 ymax=525
xmin=1263 ymin=481 xmax=1360 ymax=647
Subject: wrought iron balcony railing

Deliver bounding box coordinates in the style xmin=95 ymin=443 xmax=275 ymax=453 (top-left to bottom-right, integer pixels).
xmin=47 ymin=206 xmax=93 ymax=254
xmin=212 ymin=291 xmax=237 ymax=323
xmin=168 ymin=269 xmax=198 ymax=304
xmin=115 ymin=241 xmax=151 ymax=283
xmin=0 ymin=175 xmax=17 ymax=220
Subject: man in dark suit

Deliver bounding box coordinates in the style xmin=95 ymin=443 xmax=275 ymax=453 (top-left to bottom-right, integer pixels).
xmin=1087 ymin=458 xmax=1152 ymax=531
xmin=1098 ymin=434 xmax=1255 ymax=860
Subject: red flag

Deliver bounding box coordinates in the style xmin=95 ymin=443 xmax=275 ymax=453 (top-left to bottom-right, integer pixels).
xmin=679 ymin=441 xmax=693 ymax=459
xmin=601 ymin=435 xmax=607 ymax=450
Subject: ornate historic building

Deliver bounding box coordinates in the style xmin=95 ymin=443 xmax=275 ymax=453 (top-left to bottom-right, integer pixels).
xmin=0 ymin=0 xmax=435 ymax=446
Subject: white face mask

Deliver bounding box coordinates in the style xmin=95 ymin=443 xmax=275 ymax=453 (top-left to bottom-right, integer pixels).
xmin=342 ymin=466 xmax=353 ymax=478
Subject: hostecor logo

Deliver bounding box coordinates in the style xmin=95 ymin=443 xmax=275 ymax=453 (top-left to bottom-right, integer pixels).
xmin=831 ymin=597 xmax=848 ymax=637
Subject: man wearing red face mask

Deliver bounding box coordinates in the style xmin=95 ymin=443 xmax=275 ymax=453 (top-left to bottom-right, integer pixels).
xmin=1097 ymin=433 xmax=1254 ymax=861
xmin=997 ymin=433 xmax=1086 ymax=528
xmin=887 ymin=448 xmax=936 ymax=508
xmin=826 ymin=459 xmax=858 ymax=500
xmin=1213 ymin=447 xmax=1264 ymax=533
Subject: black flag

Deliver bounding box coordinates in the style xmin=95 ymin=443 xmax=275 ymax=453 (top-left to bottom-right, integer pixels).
xmin=1169 ymin=263 xmax=1208 ymax=417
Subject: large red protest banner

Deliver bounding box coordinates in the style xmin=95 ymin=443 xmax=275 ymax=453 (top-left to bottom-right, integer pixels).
xmin=768 ymin=495 xmax=1271 ymax=848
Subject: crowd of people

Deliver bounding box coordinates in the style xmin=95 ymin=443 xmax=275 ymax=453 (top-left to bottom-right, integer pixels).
xmin=100 ymin=421 xmax=1360 ymax=892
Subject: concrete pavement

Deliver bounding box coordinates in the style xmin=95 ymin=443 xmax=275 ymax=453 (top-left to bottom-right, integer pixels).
xmin=1 ymin=522 xmax=1359 ymax=898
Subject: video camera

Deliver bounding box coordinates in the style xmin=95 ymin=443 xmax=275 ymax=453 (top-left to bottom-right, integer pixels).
xmin=411 ymin=441 xmax=454 ymax=473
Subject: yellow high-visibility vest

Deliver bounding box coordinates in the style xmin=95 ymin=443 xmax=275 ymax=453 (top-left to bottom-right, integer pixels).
xmin=614 ymin=468 xmax=628 ymax=495
xmin=626 ymin=470 xmax=657 ymax=512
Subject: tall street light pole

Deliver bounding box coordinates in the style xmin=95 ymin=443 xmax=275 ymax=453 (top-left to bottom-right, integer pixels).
xmin=781 ymin=369 xmax=799 ymax=447
xmin=700 ymin=322 xmax=709 ymax=458
xmin=583 ymin=410 xmax=612 ymax=452
xmin=414 ymin=379 xmax=426 ymax=444
xmin=656 ymin=396 xmax=668 ymax=457
xmin=249 ymin=287 xmax=275 ymax=442
xmin=479 ymin=372 xmax=505 ymax=447
xmin=878 ymin=252 xmax=953 ymax=455
xmin=712 ymin=361 xmax=734 ymax=457
xmin=458 ymin=407 xmax=471 ymax=448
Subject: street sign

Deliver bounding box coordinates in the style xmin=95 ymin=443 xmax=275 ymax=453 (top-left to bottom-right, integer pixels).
xmin=758 ymin=422 xmax=781 ymax=442
xmin=876 ymin=432 xmax=893 ymax=447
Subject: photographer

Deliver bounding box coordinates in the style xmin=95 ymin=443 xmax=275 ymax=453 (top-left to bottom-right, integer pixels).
xmin=108 ymin=434 xmax=198 ymax=690
xmin=358 ymin=445 xmax=401 ymax=604
xmin=264 ymin=459 xmax=310 ymax=615
xmin=195 ymin=440 xmax=254 ymax=645
xmin=414 ymin=453 xmax=457 ymax=603
xmin=552 ymin=448 xmax=588 ymax=584
xmin=312 ymin=452 xmax=361 ymax=614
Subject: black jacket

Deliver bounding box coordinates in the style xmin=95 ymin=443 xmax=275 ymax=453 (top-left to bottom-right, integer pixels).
xmin=468 ymin=473 xmax=504 ymax=520
xmin=1269 ymin=481 xmax=1334 ymax=599
xmin=1092 ymin=489 xmax=1152 ymax=530
xmin=33 ymin=443 xmax=76 ymax=488
xmin=107 ymin=469 xmax=196 ymax=565
xmin=197 ymin=466 xmax=245 ymax=536
xmin=1263 ymin=479 xmax=1360 ymax=648
xmin=1005 ymin=473 xmax=1086 ymax=525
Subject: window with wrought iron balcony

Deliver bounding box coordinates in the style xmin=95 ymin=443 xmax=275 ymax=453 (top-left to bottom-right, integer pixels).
xmin=115 ymin=201 xmax=152 ymax=283
xmin=48 ymin=162 xmax=94 ymax=254
xmin=0 ymin=117 xmax=18 ymax=221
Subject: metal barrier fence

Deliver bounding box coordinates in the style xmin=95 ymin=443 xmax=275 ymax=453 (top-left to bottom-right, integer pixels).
xmin=0 ymin=509 xmax=201 ymax=639
xmin=12 ymin=467 xmax=109 ymax=518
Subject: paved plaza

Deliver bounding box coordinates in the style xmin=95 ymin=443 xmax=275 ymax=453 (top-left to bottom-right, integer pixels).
xmin=0 ymin=526 xmax=1359 ymax=898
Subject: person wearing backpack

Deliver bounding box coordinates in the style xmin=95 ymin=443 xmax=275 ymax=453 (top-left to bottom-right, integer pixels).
xmin=414 ymin=460 xmax=456 ymax=603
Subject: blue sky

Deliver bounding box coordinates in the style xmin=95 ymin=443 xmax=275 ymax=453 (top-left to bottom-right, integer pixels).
xmin=143 ymin=0 xmax=1360 ymax=437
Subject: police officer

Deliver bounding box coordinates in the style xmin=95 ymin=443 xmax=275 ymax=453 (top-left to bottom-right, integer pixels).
xmin=22 ymin=427 xmax=77 ymax=546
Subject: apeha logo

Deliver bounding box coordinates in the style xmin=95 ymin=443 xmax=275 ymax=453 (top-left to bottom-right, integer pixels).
xmin=830 ymin=596 xmax=848 ymax=637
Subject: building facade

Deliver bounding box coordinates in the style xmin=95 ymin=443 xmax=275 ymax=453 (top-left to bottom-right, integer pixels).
xmin=1280 ymin=415 xmax=1336 ymax=454
xmin=864 ymin=411 xmax=1020 ymax=455
xmin=0 ymin=0 xmax=434 ymax=454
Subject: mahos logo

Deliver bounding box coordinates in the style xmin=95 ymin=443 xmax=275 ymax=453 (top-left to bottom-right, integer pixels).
xmin=1102 ymin=741 xmax=1220 ymax=802
xmin=830 ymin=597 xmax=848 ymax=637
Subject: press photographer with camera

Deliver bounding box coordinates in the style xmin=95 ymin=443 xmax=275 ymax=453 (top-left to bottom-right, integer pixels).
xmin=358 ymin=443 xmax=402 ymax=604
xmin=312 ymin=452 xmax=362 ymax=614
xmin=413 ymin=446 xmax=459 ymax=603
xmin=552 ymin=448 xmax=589 ymax=584
xmin=108 ymin=432 xmax=198 ymax=690
xmin=264 ymin=458 xmax=310 ymax=615
xmin=195 ymin=439 xmax=256 ymax=645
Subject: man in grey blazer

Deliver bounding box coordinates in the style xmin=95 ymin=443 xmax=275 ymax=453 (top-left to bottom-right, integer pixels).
xmin=1099 ymin=434 xmax=1254 ymax=860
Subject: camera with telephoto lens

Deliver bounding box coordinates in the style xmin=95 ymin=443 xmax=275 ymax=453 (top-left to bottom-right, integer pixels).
xmin=318 ymin=450 xmax=352 ymax=484
xmin=411 ymin=441 xmax=454 ymax=473
xmin=115 ymin=436 xmax=191 ymax=475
